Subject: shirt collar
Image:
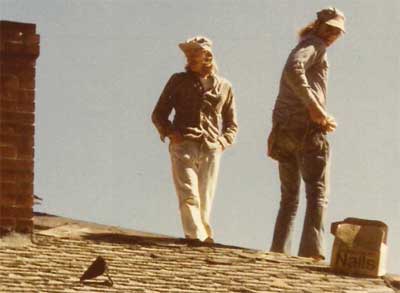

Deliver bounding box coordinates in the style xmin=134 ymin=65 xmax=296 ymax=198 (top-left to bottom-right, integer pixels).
xmin=300 ymin=33 xmax=327 ymax=49
xmin=187 ymin=70 xmax=220 ymax=91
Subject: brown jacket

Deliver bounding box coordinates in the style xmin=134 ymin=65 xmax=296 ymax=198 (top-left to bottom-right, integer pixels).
xmin=152 ymin=71 xmax=238 ymax=149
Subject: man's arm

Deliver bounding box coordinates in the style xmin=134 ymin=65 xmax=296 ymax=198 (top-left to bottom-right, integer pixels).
xmin=151 ymin=74 xmax=178 ymax=142
xmin=218 ymin=86 xmax=238 ymax=149
xmin=284 ymin=41 xmax=328 ymax=124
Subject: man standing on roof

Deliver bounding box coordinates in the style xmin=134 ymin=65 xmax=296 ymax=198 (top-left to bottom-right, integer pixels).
xmin=267 ymin=8 xmax=345 ymax=260
xmin=152 ymin=36 xmax=238 ymax=243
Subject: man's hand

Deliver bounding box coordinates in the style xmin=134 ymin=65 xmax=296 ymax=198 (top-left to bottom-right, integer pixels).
xmin=309 ymin=105 xmax=337 ymax=133
xmin=322 ymin=115 xmax=337 ymax=133
xmin=168 ymin=131 xmax=184 ymax=144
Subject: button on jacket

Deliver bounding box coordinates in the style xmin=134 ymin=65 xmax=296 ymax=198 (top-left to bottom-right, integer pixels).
xmin=152 ymin=71 xmax=238 ymax=149
xmin=273 ymin=35 xmax=328 ymax=128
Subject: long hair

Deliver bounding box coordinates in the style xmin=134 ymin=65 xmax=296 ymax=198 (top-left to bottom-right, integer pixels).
xmin=298 ymin=20 xmax=321 ymax=39
xmin=185 ymin=59 xmax=218 ymax=76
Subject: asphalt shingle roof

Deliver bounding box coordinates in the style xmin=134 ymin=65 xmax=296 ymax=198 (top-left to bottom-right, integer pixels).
xmin=0 ymin=214 xmax=396 ymax=293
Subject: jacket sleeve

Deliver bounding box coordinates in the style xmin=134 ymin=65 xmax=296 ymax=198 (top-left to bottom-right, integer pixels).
xmin=283 ymin=41 xmax=326 ymax=114
xmin=151 ymin=74 xmax=178 ymax=142
xmin=218 ymin=86 xmax=238 ymax=149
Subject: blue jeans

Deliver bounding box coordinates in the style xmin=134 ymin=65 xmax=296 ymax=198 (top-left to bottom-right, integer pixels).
xmin=269 ymin=126 xmax=330 ymax=259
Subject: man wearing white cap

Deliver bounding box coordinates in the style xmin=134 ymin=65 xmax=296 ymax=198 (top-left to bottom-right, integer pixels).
xmin=267 ymin=8 xmax=345 ymax=260
xmin=152 ymin=36 xmax=238 ymax=243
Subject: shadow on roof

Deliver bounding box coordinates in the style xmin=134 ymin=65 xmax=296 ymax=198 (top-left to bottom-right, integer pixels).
xmin=82 ymin=232 xmax=247 ymax=250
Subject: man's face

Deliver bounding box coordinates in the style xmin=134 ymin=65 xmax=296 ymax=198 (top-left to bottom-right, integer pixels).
xmin=316 ymin=23 xmax=343 ymax=47
xmin=185 ymin=48 xmax=213 ymax=73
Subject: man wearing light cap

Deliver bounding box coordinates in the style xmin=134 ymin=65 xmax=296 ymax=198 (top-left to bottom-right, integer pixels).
xmin=267 ymin=8 xmax=345 ymax=260
xmin=152 ymin=36 xmax=238 ymax=243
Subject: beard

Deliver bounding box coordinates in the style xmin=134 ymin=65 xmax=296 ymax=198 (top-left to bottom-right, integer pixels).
xmin=199 ymin=63 xmax=213 ymax=75
xmin=187 ymin=58 xmax=214 ymax=76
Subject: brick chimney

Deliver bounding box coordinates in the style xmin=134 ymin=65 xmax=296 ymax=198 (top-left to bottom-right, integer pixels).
xmin=0 ymin=21 xmax=40 ymax=235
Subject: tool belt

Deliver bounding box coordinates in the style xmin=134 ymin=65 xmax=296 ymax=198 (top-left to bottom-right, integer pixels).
xmin=267 ymin=121 xmax=327 ymax=162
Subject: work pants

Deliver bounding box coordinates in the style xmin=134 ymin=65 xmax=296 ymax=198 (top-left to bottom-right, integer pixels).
xmin=169 ymin=139 xmax=222 ymax=241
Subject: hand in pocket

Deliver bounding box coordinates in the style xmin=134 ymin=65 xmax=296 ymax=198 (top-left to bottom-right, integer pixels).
xmin=169 ymin=131 xmax=184 ymax=144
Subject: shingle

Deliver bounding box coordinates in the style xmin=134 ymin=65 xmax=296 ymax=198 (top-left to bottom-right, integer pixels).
xmin=0 ymin=215 xmax=395 ymax=293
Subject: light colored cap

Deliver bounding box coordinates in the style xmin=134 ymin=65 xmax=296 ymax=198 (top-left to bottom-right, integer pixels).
xmin=317 ymin=7 xmax=346 ymax=33
xmin=178 ymin=36 xmax=213 ymax=53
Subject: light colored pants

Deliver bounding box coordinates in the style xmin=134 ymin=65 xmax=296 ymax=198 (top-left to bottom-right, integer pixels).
xmin=169 ymin=139 xmax=222 ymax=241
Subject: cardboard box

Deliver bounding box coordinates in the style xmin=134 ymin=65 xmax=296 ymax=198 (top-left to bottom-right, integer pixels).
xmin=330 ymin=218 xmax=388 ymax=277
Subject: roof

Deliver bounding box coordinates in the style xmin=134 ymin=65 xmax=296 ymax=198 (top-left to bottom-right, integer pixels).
xmin=0 ymin=213 xmax=397 ymax=293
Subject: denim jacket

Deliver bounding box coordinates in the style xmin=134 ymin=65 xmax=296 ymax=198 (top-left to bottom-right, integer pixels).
xmin=273 ymin=35 xmax=329 ymax=128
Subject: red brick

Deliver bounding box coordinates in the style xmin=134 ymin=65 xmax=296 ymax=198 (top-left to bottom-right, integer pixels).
xmin=0 ymin=218 xmax=16 ymax=232
xmin=15 ymin=219 xmax=33 ymax=233
xmin=0 ymin=134 xmax=34 ymax=149
xmin=0 ymin=182 xmax=18 ymax=194
xmin=0 ymin=206 xmax=14 ymax=217
xmin=18 ymin=182 xmax=33 ymax=194
xmin=0 ymin=206 xmax=33 ymax=218
xmin=0 ymin=111 xmax=34 ymax=124
xmin=0 ymin=31 xmax=20 ymax=42
xmin=0 ymin=63 xmax=35 ymax=77
xmin=0 ymin=193 xmax=17 ymax=206
xmin=0 ymin=122 xmax=35 ymax=136
xmin=2 ymin=42 xmax=24 ymax=55
xmin=19 ymin=76 xmax=35 ymax=90
xmin=15 ymin=194 xmax=33 ymax=207
xmin=0 ymin=70 xmax=30 ymax=94
xmin=0 ymin=170 xmax=34 ymax=183
xmin=14 ymin=207 xmax=32 ymax=218
xmin=2 ymin=41 xmax=39 ymax=59
xmin=17 ymin=146 xmax=34 ymax=159
xmin=21 ymin=125 xmax=36 ymax=135
xmin=17 ymin=171 xmax=34 ymax=182
xmin=17 ymin=102 xmax=35 ymax=113
xmin=23 ymin=34 xmax=40 ymax=46
xmin=0 ymin=100 xmax=34 ymax=113
xmin=0 ymin=90 xmax=36 ymax=109
xmin=17 ymin=89 xmax=35 ymax=103
xmin=0 ymin=172 xmax=17 ymax=183
xmin=24 ymin=46 xmax=40 ymax=58
xmin=1 ymin=21 xmax=38 ymax=234
xmin=0 ymin=21 xmax=36 ymax=35
xmin=0 ymin=63 xmax=36 ymax=89
xmin=0 ymin=100 xmax=17 ymax=112
xmin=0 ymin=146 xmax=17 ymax=158
xmin=1 ymin=57 xmax=36 ymax=68
xmin=0 ymin=159 xmax=33 ymax=172
xmin=18 ymin=67 xmax=35 ymax=80
xmin=0 ymin=74 xmax=20 ymax=91
xmin=0 ymin=123 xmax=16 ymax=135
xmin=0 ymin=182 xmax=32 ymax=196
xmin=0 ymin=90 xmax=19 ymax=101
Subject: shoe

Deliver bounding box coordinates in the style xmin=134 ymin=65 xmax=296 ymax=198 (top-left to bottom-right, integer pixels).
xmin=311 ymin=255 xmax=326 ymax=264
xmin=204 ymin=237 xmax=214 ymax=244
xmin=185 ymin=238 xmax=203 ymax=246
